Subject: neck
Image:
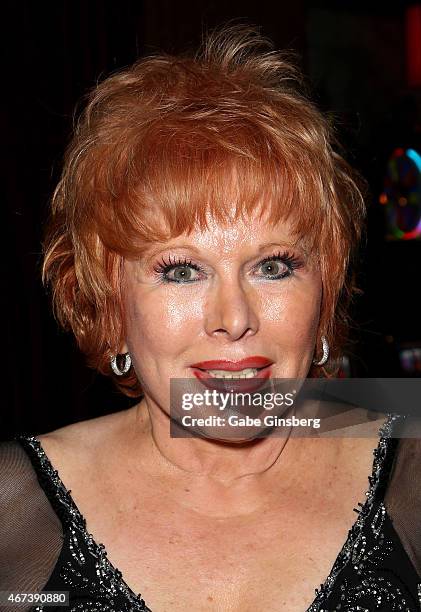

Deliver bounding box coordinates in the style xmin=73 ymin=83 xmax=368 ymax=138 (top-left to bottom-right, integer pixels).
xmin=118 ymin=398 xmax=342 ymax=518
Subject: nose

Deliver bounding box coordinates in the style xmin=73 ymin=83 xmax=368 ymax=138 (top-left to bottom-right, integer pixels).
xmin=204 ymin=277 xmax=259 ymax=341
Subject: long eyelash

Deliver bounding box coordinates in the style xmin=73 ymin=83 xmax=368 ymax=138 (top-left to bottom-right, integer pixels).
xmin=153 ymin=254 xmax=203 ymax=281
xmin=259 ymin=250 xmax=303 ymax=272
xmin=152 ymin=250 xmax=303 ymax=283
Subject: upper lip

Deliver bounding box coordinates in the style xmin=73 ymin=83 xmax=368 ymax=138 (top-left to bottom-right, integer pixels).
xmin=190 ymin=356 xmax=274 ymax=371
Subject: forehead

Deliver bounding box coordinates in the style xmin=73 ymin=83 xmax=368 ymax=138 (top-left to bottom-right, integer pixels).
xmin=181 ymin=211 xmax=299 ymax=253
xmin=140 ymin=206 xmax=309 ymax=262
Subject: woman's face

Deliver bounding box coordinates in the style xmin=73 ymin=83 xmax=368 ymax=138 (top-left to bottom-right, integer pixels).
xmin=122 ymin=208 xmax=322 ymax=414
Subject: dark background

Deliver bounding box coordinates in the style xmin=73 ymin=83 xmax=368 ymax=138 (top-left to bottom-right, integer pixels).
xmin=3 ymin=0 xmax=421 ymax=440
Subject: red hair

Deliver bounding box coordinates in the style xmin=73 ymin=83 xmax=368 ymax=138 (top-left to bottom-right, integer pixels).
xmin=43 ymin=25 xmax=366 ymax=396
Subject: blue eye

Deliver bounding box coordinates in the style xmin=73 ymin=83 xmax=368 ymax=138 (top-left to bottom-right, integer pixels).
xmin=153 ymin=250 xmax=303 ymax=284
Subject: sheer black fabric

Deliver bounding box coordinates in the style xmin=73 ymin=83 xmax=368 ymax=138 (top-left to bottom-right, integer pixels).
xmin=0 ymin=441 xmax=63 ymax=611
xmin=384 ymin=420 xmax=421 ymax=580
xmin=0 ymin=414 xmax=420 ymax=611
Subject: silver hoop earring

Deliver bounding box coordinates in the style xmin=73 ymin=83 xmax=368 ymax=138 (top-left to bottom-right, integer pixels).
xmin=110 ymin=353 xmax=132 ymax=376
xmin=313 ymin=335 xmax=329 ymax=366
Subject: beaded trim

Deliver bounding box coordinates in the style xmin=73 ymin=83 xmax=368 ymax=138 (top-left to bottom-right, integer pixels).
xmin=306 ymin=412 xmax=404 ymax=611
xmin=16 ymin=413 xmax=404 ymax=612
xmin=16 ymin=433 xmax=150 ymax=612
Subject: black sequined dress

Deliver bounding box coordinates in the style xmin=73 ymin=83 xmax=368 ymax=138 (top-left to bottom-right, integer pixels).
xmin=1 ymin=414 xmax=420 ymax=611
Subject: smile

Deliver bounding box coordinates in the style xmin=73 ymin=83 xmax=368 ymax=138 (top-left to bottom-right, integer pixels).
xmin=191 ymin=364 xmax=272 ymax=393
xmin=198 ymin=367 xmax=262 ymax=379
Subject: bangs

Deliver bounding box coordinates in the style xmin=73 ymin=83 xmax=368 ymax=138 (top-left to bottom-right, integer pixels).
xmin=43 ymin=27 xmax=367 ymax=394
xmin=94 ymin=120 xmax=329 ymax=258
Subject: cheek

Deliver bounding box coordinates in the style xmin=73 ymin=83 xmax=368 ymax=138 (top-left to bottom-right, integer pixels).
xmin=261 ymin=280 xmax=321 ymax=344
xmin=124 ymin=287 xmax=203 ymax=355
xmin=124 ymin=275 xmax=322 ymax=357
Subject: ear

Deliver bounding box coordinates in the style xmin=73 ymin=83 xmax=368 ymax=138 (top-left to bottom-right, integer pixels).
xmin=120 ymin=341 xmax=129 ymax=354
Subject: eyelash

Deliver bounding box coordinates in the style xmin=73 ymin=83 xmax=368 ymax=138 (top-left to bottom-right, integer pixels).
xmin=152 ymin=250 xmax=303 ymax=284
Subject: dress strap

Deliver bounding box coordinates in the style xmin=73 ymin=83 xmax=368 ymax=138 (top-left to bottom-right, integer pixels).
xmin=14 ymin=433 xmax=151 ymax=611
xmin=370 ymin=414 xmax=405 ymax=505
xmin=15 ymin=434 xmax=87 ymax=531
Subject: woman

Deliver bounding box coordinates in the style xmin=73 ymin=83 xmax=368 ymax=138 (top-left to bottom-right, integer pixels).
xmin=1 ymin=25 xmax=420 ymax=612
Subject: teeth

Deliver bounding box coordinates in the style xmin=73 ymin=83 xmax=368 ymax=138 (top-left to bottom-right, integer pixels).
xmin=205 ymin=368 xmax=259 ymax=379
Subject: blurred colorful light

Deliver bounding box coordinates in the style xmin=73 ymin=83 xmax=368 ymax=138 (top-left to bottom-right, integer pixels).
xmin=382 ymin=148 xmax=421 ymax=240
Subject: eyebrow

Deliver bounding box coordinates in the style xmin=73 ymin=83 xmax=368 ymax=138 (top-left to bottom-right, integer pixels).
xmin=139 ymin=240 xmax=311 ymax=268
xmin=143 ymin=240 xmax=300 ymax=258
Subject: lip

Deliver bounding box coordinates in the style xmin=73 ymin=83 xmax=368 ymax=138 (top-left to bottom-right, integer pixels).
xmin=190 ymin=356 xmax=274 ymax=371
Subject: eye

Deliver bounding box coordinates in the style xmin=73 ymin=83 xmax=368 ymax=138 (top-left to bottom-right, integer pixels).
xmin=152 ymin=250 xmax=304 ymax=284
xmin=153 ymin=255 xmax=205 ymax=284
xmin=256 ymin=251 xmax=303 ymax=279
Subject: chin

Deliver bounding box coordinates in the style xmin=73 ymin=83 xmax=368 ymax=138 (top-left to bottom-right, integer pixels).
xmin=201 ymin=433 xmax=262 ymax=446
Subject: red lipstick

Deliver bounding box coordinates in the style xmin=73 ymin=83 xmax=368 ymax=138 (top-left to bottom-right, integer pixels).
xmin=190 ymin=356 xmax=273 ymax=371
xmin=190 ymin=356 xmax=273 ymax=393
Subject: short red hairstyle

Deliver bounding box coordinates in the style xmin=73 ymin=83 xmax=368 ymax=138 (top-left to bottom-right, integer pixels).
xmin=43 ymin=25 xmax=366 ymax=396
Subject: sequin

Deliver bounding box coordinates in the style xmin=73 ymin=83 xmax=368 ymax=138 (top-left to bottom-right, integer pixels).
xmin=16 ymin=413 xmax=421 ymax=611
xmin=17 ymin=434 xmax=150 ymax=612
xmin=308 ymin=414 xmax=421 ymax=611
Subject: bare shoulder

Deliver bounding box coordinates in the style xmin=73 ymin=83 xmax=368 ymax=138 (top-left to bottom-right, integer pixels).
xmin=38 ymin=409 xmax=125 ymax=444
xmin=37 ymin=407 xmax=135 ymax=477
